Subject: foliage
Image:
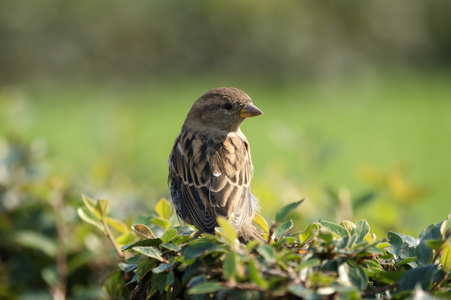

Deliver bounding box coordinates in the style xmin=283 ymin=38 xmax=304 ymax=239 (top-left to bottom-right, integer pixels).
xmin=79 ymin=197 xmax=451 ymax=299
xmin=0 ymin=137 xmax=115 ymax=299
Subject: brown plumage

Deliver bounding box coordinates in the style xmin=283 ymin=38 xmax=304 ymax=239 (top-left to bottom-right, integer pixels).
xmin=168 ymin=87 xmax=264 ymax=242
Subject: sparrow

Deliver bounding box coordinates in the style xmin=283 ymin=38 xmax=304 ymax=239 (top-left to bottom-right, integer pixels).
xmin=168 ymin=87 xmax=264 ymax=242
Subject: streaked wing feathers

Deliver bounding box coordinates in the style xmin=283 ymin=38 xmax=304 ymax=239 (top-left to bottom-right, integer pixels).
xmin=169 ymin=130 xmax=253 ymax=233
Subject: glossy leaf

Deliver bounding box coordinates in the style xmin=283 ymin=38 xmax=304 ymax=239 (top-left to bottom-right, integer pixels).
xmin=174 ymin=225 xmax=196 ymax=237
xmin=161 ymin=228 xmax=177 ymax=243
xmin=122 ymin=238 xmax=162 ymax=250
xmin=160 ymin=243 xmax=181 ymax=252
xmin=182 ymin=242 xmax=225 ymax=259
xmin=136 ymin=256 xmax=155 ymax=282
xmin=132 ymin=224 xmax=155 ymax=239
xmin=394 ymin=257 xmax=418 ymax=267
xmin=133 ymin=246 xmax=164 ymax=261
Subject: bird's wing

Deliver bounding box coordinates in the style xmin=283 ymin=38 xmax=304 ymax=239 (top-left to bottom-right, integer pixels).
xmin=169 ymin=131 xmax=253 ymax=233
xmin=208 ymin=133 xmax=253 ymax=230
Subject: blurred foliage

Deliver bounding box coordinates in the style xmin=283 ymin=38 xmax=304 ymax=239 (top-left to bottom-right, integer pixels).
xmin=0 ymin=136 xmax=113 ymax=299
xmin=0 ymin=0 xmax=450 ymax=84
xmin=79 ymin=196 xmax=451 ymax=299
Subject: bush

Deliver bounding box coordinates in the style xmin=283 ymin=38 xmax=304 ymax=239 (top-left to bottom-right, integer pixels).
xmin=79 ymin=197 xmax=451 ymax=299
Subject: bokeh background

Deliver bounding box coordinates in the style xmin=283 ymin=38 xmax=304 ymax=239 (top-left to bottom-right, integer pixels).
xmin=1 ymin=1 xmax=451 ymax=298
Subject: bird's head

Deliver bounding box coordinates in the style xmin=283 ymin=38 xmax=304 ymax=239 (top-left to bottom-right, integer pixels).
xmin=183 ymin=87 xmax=263 ymax=135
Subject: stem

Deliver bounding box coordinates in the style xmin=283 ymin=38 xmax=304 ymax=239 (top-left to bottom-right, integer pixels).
xmin=102 ymin=217 xmax=124 ymax=258
xmin=50 ymin=188 xmax=68 ymax=300
xmin=361 ymin=282 xmax=399 ymax=298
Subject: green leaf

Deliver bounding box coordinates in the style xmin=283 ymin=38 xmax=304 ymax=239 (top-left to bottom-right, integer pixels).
xmin=166 ymin=270 xmax=175 ymax=286
xmin=394 ymin=257 xmax=418 ymax=267
xmin=133 ymin=246 xmax=164 ymax=261
xmin=81 ymin=194 xmax=97 ymax=213
xmin=340 ymin=220 xmax=355 ymax=233
xmin=376 ymin=242 xmax=391 ymax=249
xmin=295 ymin=258 xmax=321 ymax=272
xmin=155 ymin=198 xmax=172 ymax=220
xmin=122 ymin=238 xmax=162 ymax=250
xmin=288 ymin=285 xmax=315 ymax=298
xmin=188 ymin=281 xmax=226 ymax=295
xmin=253 ymin=213 xmax=269 ymax=234
xmin=160 ymin=243 xmax=181 ymax=252
xmin=41 ymin=267 xmax=58 ymax=287
xmin=150 ymin=217 xmax=170 ymax=230
xmin=257 ymin=244 xmax=276 ymax=263
xmin=439 ymin=215 xmax=450 ymax=238
xmin=174 ymin=225 xmax=196 ymax=237
xmin=217 ymin=216 xmax=237 ymax=245
xmin=398 ymin=264 xmax=440 ymax=291
xmin=223 ymin=251 xmax=236 ymax=280
xmin=116 ymin=233 xmax=135 ymax=248
xmin=161 ymin=228 xmax=178 ymax=243
xmin=136 ymin=256 xmax=155 ymax=282
xmin=107 ymin=217 xmax=129 ymax=234
xmin=152 ymin=262 xmax=170 ymax=274
xmin=77 ymin=207 xmax=106 ymax=233
xmin=424 ymin=239 xmax=445 ymax=250
xmin=275 ymin=199 xmax=304 ymax=223
xmin=439 ymin=239 xmax=451 ymax=271
xmin=299 ymin=223 xmax=319 ymax=245
xmin=14 ymin=231 xmax=58 ymax=257
xmin=95 ymin=198 xmax=110 ymax=218
xmin=132 ymin=224 xmax=155 ymax=239
xmin=373 ymin=270 xmax=405 ymax=284
xmin=338 ymin=261 xmax=368 ymax=290
xmin=182 ymin=241 xmax=225 ymax=259
xmin=353 ymin=219 xmax=370 ymax=243
xmin=274 ymin=219 xmax=293 ymax=238
xmin=248 ymin=260 xmax=268 ymax=288
xmin=319 ymin=220 xmax=349 ymax=238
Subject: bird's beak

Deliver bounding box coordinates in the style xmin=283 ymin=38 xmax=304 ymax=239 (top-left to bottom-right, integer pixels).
xmin=239 ymin=104 xmax=263 ymax=118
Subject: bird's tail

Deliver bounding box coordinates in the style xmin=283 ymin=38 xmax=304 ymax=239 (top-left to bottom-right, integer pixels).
xmin=238 ymin=222 xmax=266 ymax=244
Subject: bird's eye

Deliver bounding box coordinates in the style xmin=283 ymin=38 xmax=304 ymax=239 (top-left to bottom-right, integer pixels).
xmin=223 ymin=103 xmax=233 ymax=110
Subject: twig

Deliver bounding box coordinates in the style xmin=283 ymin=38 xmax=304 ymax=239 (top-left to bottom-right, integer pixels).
xmin=49 ymin=187 xmax=68 ymax=300
xmin=102 ymin=217 xmax=124 ymax=258
xmin=361 ymin=282 xmax=399 ymax=298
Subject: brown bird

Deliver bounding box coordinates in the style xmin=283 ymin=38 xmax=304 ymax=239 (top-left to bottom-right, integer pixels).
xmin=168 ymin=87 xmax=264 ymax=242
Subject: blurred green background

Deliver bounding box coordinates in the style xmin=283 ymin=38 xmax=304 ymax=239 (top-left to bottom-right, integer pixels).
xmin=1 ymin=1 xmax=451 ymax=298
